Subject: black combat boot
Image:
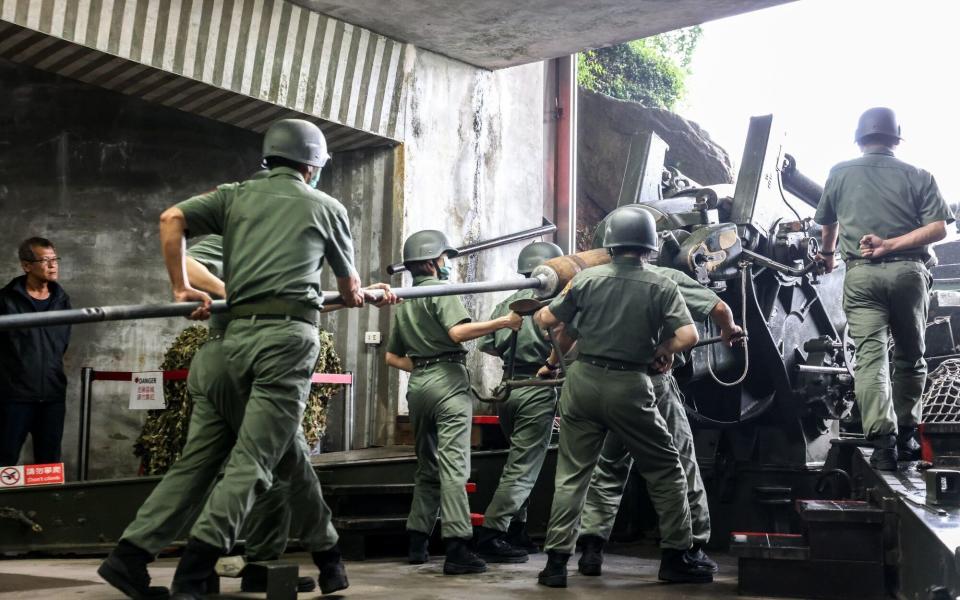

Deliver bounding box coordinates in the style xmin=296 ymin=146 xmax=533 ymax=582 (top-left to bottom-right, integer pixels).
xmin=475 ymin=526 xmax=528 ymax=563
xmin=537 ymin=551 xmax=570 ymax=588
xmin=170 ymin=537 xmax=223 ymax=599
xmin=240 ymin=566 xmax=316 ymax=593
xmin=897 ymin=426 xmax=922 ymax=462
xmin=443 ymin=538 xmax=487 ymax=575
xmin=870 ymin=433 xmax=899 ymax=471
xmin=689 ymin=543 xmax=719 ymax=573
xmin=658 ymin=548 xmax=714 ymax=583
xmin=506 ymin=521 xmax=540 ymax=554
xmin=312 ymin=545 xmax=349 ymax=595
xmin=577 ymin=534 xmax=605 ymax=576
xmin=408 ymin=530 xmax=430 ymax=565
xmin=97 ymin=540 xmax=170 ymax=600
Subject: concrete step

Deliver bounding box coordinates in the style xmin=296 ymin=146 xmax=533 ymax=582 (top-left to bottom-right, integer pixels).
xmin=796 ymin=500 xmax=884 ymax=562
xmin=731 ymin=529 xmax=886 ymax=599
xmin=325 ymin=482 xmax=478 ymax=517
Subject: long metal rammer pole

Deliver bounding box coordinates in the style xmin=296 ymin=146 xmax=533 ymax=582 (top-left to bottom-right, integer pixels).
xmin=0 ymin=277 xmax=548 ymax=332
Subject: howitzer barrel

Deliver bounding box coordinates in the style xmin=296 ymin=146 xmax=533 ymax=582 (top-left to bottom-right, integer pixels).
xmin=386 ymin=219 xmax=557 ymax=275
xmin=781 ymin=154 xmax=824 ymax=209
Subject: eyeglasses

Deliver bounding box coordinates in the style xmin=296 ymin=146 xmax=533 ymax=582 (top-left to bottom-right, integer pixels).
xmin=28 ymin=257 xmax=61 ymax=265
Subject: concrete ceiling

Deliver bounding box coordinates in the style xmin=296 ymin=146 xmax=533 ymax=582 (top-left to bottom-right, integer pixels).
xmin=289 ymin=0 xmax=794 ymax=69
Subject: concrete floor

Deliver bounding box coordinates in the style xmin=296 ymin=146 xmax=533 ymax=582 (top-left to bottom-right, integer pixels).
xmin=0 ymin=547 xmax=771 ymax=599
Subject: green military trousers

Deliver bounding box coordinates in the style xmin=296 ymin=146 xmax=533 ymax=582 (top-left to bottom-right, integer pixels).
xmin=186 ymin=318 xmax=334 ymax=552
xmin=121 ymin=328 xmax=337 ymax=556
xmin=482 ymin=377 xmax=557 ymax=532
xmin=844 ymin=261 xmax=931 ymax=439
xmin=579 ymin=373 xmax=710 ymax=545
xmin=544 ymin=361 xmax=691 ymax=554
xmin=406 ymin=362 xmax=474 ymax=541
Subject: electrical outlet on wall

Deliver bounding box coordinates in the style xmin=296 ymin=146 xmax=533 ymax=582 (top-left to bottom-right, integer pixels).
xmin=364 ymin=331 xmax=382 ymax=345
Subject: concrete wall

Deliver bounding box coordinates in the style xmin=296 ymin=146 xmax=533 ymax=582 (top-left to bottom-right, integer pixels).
xmin=395 ymin=48 xmax=545 ymax=415
xmin=317 ymin=146 xmax=400 ymax=449
xmin=0 ymin=60 xmax=403 ymax=476
xmin=0 ymin=39 xmax=547 ymax=473
xmin=0 ymin=59 xmax=262 ymax=479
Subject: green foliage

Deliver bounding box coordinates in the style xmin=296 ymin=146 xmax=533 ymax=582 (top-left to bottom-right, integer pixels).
xmin=134 ymin=325 xmax=343 ymax=475
xmin=578 ymin=26 xmax=702 ymax=110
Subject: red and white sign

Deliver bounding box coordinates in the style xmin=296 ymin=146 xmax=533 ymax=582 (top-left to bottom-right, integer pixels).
xmin=129 ymin=371 xmax=165 ymax=410
xmin=0 ymin=462 xmax=65 ymax=488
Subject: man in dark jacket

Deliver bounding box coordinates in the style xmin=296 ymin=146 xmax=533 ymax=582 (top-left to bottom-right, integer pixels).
xmin=0 ymin=237 xmax=72 ymax=466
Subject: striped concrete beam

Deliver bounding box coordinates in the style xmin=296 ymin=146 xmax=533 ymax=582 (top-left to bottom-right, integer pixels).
xmin=0 ymin=0 xmax=408 ymax=148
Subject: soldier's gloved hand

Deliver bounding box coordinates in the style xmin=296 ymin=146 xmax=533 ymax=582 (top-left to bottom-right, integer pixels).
xmin=859 ymin=234 xmax=889 ymax=259
xmin=653 ymin=346 xmax=674 ymax=373
xmin=174 ymin=286 xmax=212 ymax=321
xmin=721 ymin=325 xmax=745 ymax=347
xmin=364 ymin=282 xmax=400 ymax=307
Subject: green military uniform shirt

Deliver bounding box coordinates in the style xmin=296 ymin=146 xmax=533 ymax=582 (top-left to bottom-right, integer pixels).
xmin=548 ymin=257 xmax=693 ymax=364
xmin=649 ymin=265 xmax=720 ymax=368
xmin=477 ymin=288 xmax=550 ymax=368
xmin=188 ymin=235 xmax=225 ymax=279
xmin=175 ymin=167 xmax=356 ymax=309
xmin=386 ymin=276 xmax=471 ymax=358
xmin=815 ymin=149 xmax=953 ymax=261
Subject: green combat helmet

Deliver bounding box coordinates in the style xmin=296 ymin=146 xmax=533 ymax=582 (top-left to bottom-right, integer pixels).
xmin=592 ymin=204 xmax=664 ymax=250
xmin=402 ymin=230 xmax=460 ymax=263
xmin=517 ymin=241 xmax=563 ymax=275
xmin=603 ymin=205 xmax=658 ymax=251
xmin=855 ymin=107 xmax=902 ymax=143
xmin=262 ymin=118 xmax=330 ymax=167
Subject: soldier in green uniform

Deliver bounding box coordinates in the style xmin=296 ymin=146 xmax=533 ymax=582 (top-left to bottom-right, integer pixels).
xmin=474 ymin=241 xmax=564 ymax=562
xmin=533 ymin=208 xmax=714 ymax=587
xmin=570 ymin=208 xmax=742 ymax=576
xmin=385 ymin=230 xmax=522 ymax=575
xmin=101 ymin=119 xmax=381 ymax=599
xmin=815 ymin=107 xmax=953 ymax=470
xmin=101 ymin=225 xmax=394 ymax=598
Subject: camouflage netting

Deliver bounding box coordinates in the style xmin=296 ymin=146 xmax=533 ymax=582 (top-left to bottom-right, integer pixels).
xmin=134 ymin=326 xmax=343 ymax=475
xmin=921 ymin=358 xmax=960 ymax=424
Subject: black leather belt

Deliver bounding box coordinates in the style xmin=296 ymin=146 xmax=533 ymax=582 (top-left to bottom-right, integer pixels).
xmin=412 ymin=353 xmax=467 ymax=369
xmin=228 ymin=299 xmax=320 ymax=327
xmin=845 ymin=255 xmax=925 ymax=269
xmin=579 ymin=354 xmax=648 ymax=372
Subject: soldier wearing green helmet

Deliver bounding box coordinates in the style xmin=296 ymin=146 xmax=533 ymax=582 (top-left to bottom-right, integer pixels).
xmin=100 ymin=118 xmax=400 ymax=599
xmin=385 ymin=229 xmax=522 ymax=575
xmin=569 ymin=204 xmax=742 ymax=578
xmin=533 ymin=207 xmax=714 ymax=587
xmin=815 ymin=107 xmax=953 ymax=470
xmin=474 ymin=241 xmax=564 ymax=563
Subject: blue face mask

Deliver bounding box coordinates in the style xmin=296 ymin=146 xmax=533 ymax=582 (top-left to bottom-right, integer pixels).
xmin=308 ymin=169 xmax=321 ymax=188
xmin=436 ymin=262 xmax=451 ymax=281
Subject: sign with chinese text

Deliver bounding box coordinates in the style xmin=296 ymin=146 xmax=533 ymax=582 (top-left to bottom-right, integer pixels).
xmin=130 ymin=371 xmax=165 ymax=410
xmin=0 ymin=463 xmax=65 ymax=487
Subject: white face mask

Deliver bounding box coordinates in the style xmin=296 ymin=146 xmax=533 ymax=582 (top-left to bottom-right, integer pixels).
xmin=308 ymin=168 xmax=321 ymax=188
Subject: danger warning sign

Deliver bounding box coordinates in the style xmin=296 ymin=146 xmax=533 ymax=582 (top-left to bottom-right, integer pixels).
xmin=0 ymin=463 xmax=65 ymax=488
